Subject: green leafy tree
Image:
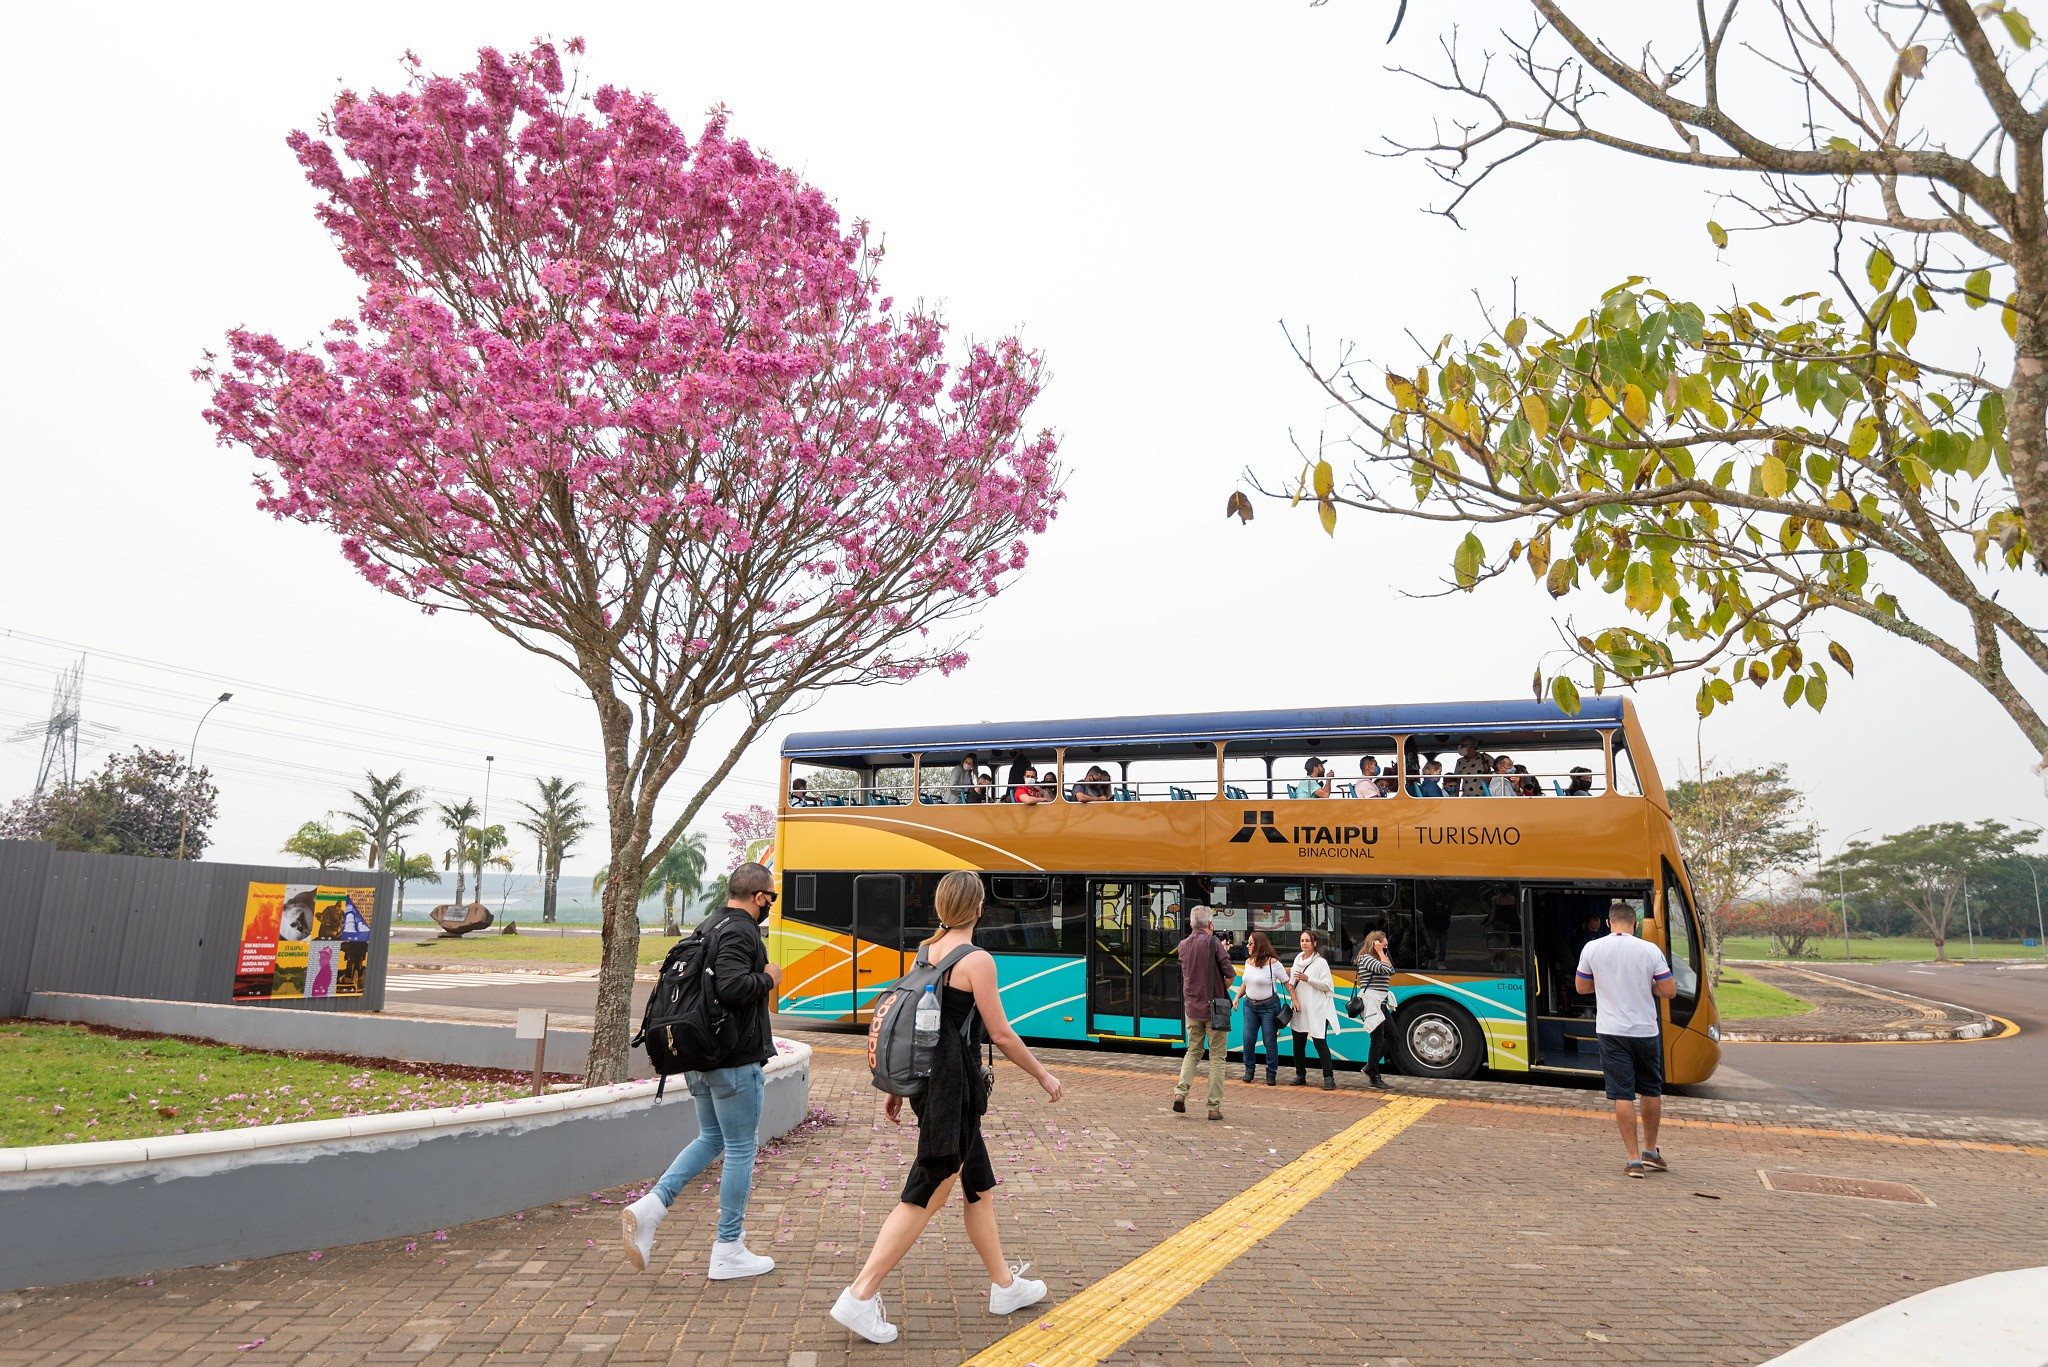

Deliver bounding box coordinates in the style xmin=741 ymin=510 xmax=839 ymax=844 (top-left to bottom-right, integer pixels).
xmin=516 ymin=777 xmax=591 ymax=924
xmin=281 ymin=820 xmax=367 ymax=869
xmin=342 ymin=771 xmax=428 ymax=872
xmin=437 ymin=799 xmax=478 ymax=907
xmin=646 ymin=831 xmax=709 ymax=937
xmin=0 ymin=747 xmax=218 ymax=859
xmin=1667 ymin=763 xmax=1816 ymax=981
xmin=1255 ymin=2 xmax=2048 ymax=766
xmin=1822 ymin=820 xmax=2032 ymax=958
xmin=384 ymin=849 xmax=440 ymax=920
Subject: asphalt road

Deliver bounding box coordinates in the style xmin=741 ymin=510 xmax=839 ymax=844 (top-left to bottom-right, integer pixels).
xmin=386 ymin=952 xmax=2048 ymax=1123
xmin=1714 ymin=959 xmax=2048 ymax=1122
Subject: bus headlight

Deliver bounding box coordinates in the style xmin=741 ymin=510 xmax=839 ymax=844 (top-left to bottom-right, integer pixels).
xmin=1706 ymin=1023 xmax=1721 ymax=1042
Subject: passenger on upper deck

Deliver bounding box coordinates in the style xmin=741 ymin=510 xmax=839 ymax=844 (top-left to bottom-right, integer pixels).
xmin=1487 ymin=754 xmax=1518 ymax=797
xmin=789 ymin=777 xmax=816 ymax=807
xmin=1008 ymin=762 xmax=1047 ymax=805
xmin=1291 ymin=758 xmax=1332 ymax=800
xmin=1452 ymin=737 xmax=1494 ymax=796
xmin=948 ymin=754 xmax=982 ymax=804
xmin=1513 ymin=764 xmax=1542 ymax=797
xmin=1564 ymin=766 xmax=1595 ymax=796
xmin=1414 ymin=760 xmax=1446 ymax=798
xmin=977 ymin=770 xmax=997 ymax=803
xmin=1356 ymin=756 xmax=1388 ymax=798
xmin=1071 ymin=766 xmax=1113 ymax=803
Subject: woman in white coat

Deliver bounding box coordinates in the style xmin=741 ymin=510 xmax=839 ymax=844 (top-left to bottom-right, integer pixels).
xmin=1286 ymin=929 xmax=1338 ymax=1090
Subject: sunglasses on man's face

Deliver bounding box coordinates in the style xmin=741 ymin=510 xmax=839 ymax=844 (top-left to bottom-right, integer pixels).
xmin=756 ymin=890 xmax=779 ymax=906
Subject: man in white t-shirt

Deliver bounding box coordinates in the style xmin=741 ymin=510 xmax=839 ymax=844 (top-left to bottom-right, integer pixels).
xmin=1574 ymin=900 xmax=1677 ymax=1178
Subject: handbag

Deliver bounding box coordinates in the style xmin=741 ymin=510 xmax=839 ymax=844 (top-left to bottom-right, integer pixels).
xmin=1347 ymin=989 xmax=1366 ymax=1020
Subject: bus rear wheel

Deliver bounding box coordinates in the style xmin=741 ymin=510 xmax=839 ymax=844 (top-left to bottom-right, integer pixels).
xmin=1393 ymin=999 xmax=1484 ymax=1080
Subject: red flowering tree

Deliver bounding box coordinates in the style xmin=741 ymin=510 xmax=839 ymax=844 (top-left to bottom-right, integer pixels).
xmin=200 ymin=41 xmax=1062 ymax=1082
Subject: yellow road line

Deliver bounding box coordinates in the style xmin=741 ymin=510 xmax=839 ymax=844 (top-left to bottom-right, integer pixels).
xmin=964 ymin=1096 xmax=1435 ymax=1366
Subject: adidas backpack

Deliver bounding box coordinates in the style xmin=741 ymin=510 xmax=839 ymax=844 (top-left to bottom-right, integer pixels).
xmin=866 ymin=943 xmax=979 ymax=1097
xmin=631 ymin=920 xmax=739 ymax=1096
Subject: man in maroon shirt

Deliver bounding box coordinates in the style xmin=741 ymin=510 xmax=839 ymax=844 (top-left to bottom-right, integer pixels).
xmin=1172 ymin=905 xmax=1236 ymax=1120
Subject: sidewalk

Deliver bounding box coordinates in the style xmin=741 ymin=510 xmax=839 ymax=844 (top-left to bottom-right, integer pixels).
xmin=5 ymin=1037 xmax=2046 ymax=1366
xmin=1723 ymin=963 xmax=1997 ymax=1042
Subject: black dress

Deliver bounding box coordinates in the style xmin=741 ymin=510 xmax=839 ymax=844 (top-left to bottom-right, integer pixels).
xmin=901 ymin=982 xmax=997 ymax=1206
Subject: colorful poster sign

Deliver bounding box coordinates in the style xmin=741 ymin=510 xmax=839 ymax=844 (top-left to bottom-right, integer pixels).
xmin=233 ymin=882 xmax=374 ymax=999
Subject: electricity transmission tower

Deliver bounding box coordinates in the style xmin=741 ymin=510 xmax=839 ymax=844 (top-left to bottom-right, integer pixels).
xmin=7 ymin=658 xmax=87 ymax=795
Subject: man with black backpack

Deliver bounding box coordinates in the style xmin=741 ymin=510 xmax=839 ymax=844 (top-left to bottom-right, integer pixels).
xmin=621 ymin=862 xmax=782 ymax=1280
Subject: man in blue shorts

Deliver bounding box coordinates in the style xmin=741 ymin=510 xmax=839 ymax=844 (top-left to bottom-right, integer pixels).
xmin=1574 ymin=900 xmax=1677 ymax=1178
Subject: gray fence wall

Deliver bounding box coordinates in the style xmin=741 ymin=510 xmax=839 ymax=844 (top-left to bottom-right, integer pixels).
xmin=0 ymin=842 xmax=392 ymax=1017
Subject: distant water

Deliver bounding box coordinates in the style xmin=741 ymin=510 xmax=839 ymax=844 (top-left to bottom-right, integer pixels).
xmin=389 ymin=872 xmax=713 ymax=927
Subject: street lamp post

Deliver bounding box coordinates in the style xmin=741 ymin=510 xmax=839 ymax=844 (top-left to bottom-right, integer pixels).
xmin=1963 ymin=874 xmax=1977 ymax=958
xmin=1829 ymin=827 xmax=1871 ymax=962
xmin=478 ymin=755 xmax=495 ymax=910
xmin=175 ymin=692 xmax=233 ymax=861
xmin=2011 ymin=818 xmax=2048 ymax=958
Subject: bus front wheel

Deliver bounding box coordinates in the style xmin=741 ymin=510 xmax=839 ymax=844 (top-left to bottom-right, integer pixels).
xmin=1393 ymin=999 xmax=1484 ymax=1080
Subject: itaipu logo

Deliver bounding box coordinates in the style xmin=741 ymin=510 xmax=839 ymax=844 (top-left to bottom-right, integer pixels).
xmin=1229 ymin=810 xmax=1379 ymax=858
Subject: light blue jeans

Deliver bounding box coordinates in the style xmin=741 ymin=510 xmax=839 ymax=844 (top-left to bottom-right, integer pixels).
xmin=653 ymin=1062 xmax=764 ymax=1242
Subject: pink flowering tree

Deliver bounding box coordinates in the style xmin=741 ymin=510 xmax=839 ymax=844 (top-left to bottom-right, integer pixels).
xmin=722 ymin=805 xmax=776 ymax=863
xmin=199 ymin=41 xmax=1062 ymax=1082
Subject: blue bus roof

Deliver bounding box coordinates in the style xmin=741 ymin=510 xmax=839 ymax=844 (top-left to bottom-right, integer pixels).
xmin=780 ymin=698 xmax=1627 ymax=760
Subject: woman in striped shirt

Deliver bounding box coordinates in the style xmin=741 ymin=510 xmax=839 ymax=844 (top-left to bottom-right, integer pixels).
xmin=1355 ymin=931 xmax=1396 ymax=1090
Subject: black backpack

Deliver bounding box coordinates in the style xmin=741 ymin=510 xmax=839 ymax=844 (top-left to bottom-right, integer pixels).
xmin=631 ymin=920 xmax=739 ymax=1096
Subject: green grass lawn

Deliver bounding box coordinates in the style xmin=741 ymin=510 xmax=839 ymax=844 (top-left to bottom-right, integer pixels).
xmin=1713 ymin=969 xmax=1815 ymax=1021
xmin=388 ymin=931 xmax=673 ymax=967
xmin=0 ymin=1023 xmax=537 ymax=1147
xmin=1722 ymin=934 xmax=2039 ymax=963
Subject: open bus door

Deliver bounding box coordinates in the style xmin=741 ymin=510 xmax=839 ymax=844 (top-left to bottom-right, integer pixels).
xmin=1087 ymin=878 xmax=1188 ymax=1042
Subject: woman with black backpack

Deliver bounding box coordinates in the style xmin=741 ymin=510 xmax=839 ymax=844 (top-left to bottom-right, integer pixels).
xmin=830 ymin=870 xmax=1064 ymax=1345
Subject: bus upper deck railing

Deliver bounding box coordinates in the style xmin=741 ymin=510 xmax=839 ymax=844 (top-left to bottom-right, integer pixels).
xmin=787 ymin=771 xmax=1627 ymax=809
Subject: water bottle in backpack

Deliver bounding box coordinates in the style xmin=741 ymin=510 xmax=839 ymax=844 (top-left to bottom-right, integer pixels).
xmin=913 ymin=984 xmax=942 ymax=1075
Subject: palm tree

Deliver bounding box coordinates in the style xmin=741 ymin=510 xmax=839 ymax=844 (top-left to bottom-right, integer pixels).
xmin=437 ymin=799 xmax=479 ymax=907
xmin=342 ymin=771 xmax=428 ymax=872
xmin=460 ymin=822 xmax=510 ymax=910
xmin=516 ymin=777 xmax=591 ymax=924
xmin=384 ymin=850 xmax=440 ymax=920
xmin=646 ymin=832 xmax=709 ymax=937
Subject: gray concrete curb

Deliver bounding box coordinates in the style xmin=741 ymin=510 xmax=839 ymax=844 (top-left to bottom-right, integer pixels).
xmin=27 ymin=991 xmax=601 ymax=1073
xmin=1719 ymin=962 xmax=1999 ymax=1043
xmin=0 ymin=1043 xmax=811 ymax=1293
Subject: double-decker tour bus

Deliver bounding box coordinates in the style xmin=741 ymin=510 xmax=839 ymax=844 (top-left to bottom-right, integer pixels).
xmin=767 ymin=699 xmax=1719 ymax=1085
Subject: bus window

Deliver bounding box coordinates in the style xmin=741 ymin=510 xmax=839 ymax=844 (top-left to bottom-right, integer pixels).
xmin=918 ymin=752 xmax=989 ymax=805
xmin=1214 ymin=876 xmax=1304 ymax=941
xmin=788 ymin=761 xmax=915 ymax=808
xmin=1611 ymin=743 xmax=1644 ymax=797
xmin=1322 ymin=880 xmax=1397 ymax=965
xmin=802 ymin=873 xmax=854 ymax=935
xmin=1414 ymin=879 xmax=1523 ymax=976
xmin=980 ymin=875 xmax=1077 ymax=954
xmin=1661 ymin=863 xmax=1703 ymax=1025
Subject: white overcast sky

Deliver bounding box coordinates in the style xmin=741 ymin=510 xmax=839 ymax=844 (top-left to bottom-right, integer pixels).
xmin=2 ymin=1 xmax=2041 ymax=872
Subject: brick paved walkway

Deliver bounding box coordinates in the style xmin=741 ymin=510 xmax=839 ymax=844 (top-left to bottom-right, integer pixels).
xmin=6 ymin=1037 xmax=2047 ymax=1366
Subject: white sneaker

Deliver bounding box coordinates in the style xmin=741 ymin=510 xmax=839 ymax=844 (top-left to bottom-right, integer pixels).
xmin=831 ymin=1286 xmax=899 ymax=1344
xmin=989 ymin=1261 xmax=1047 ymax=1315
xmin=620 ymin=1192 xmax=665 ymax=1271
xmin=707 ymin=1236 xmax=774 ymax=1281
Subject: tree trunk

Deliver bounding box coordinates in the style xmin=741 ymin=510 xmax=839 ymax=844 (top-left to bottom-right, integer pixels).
xmin=588 ymin=827 xmax=648 ymax=1084
xmin=662 ymin=887 xmax=680 ymax=938
xmin=396 ymin=875 xmax=408 ymax=920
xmin=454 ymin=868 xmax=467 ymax=907
xmin=543 ymin=860 xmax=558 ymax=923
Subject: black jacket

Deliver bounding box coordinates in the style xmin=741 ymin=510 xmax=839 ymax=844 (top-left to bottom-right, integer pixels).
xmin=704 ymin=904 xmax=776 ymax=1067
